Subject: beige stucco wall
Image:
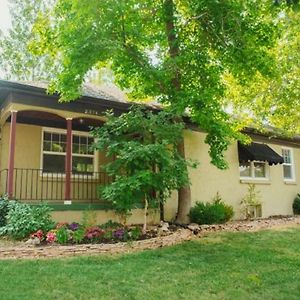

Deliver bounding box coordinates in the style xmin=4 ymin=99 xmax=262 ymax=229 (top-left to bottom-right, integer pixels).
xmin=51 ymin=208 xmax=160 ymax=225
xmin=164 ymin=129 xmax=300 ymax=221
xmin=0 ymin=103 xmax=299 ymax=223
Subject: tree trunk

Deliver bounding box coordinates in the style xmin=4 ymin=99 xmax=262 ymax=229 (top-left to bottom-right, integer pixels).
xmin=175 ymin=140 xmax=191 ymax=224
xmin=143 ymin=197 xmax=148 ymax=234
xmin=164 ymin=0 xmax=192 ymax=224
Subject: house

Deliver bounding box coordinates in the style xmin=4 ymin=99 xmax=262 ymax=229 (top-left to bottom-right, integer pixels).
xmin=0 ymin=80 xmax=298 ymax=223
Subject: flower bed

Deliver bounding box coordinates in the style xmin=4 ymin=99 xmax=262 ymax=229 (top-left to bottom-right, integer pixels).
xmin=27 ymin=221 xmax=175 ymax=246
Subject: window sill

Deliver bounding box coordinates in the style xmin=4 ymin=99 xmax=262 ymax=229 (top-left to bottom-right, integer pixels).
xmin=39 ymin=174 xmax=99 ymax=181
xmin=284 ymin=180 xmax=297 ymax=185
xmin=240 ymin=179 xmax=271 ymax=185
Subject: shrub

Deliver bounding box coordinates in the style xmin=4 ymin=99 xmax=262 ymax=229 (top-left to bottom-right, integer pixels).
xmin=0 ymin=195 xmax=9 ymax=227
xmin=293 ymin=194 xmax=300 ymax=215
xmin=72 ymin=227 xmax=85 ymax=244
xmin=56 ymin=227 xmax=70 ymax=244
xmin=189 ymin=193 xmax=234 ymax=225
xmin=100 ymin=220 xmax=122 ymax=230
xmin=129 ymin=226 xmax=142 ymax=240
xmin=0 ymin=201 xmax=55 ymax=239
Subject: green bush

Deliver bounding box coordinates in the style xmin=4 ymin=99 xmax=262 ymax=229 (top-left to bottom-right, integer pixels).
xmin=72 ymin=227 xmax=86 ymax=244
xmin=189 ymin=193 xmax=234 ymax=225
xmin=0 ymin=195 xmax=9 ymax=227
xmin=0 ymin=201 xmax=55 ymax=239
xmin=293 ymin=194 xmax=300 ymax=215
xmin=56 ymin=227 xmax=70 ymax=244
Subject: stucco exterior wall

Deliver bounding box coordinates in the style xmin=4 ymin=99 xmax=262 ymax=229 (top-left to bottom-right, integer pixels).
xmin=163 ymin=129 xmax=300 ymax=221
xmin=51 ymin=209 xmax=160 ymax=225
xmin=0 ymin=114 xmax=299 ymax=223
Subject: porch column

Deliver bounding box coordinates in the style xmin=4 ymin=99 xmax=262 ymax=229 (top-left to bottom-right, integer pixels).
xmin=7 ymin=110 xmax=17 ymax=198
xmin=65 ymin=118 xmax=72 ymax=202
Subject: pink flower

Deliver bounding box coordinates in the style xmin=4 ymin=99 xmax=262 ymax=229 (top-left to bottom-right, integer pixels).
xmin=46 ymin=231 xmax=57 ymax=243
xmin=85 ymin=227 xmax=105 ymax=239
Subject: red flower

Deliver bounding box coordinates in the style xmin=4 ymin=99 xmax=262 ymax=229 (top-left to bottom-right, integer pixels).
xmin=31 ymin=230 xmax=44 ymax=241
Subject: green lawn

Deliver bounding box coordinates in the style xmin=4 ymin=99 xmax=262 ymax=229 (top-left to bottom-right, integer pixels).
xmin=0 ymin=228 xmax=300 ymax=300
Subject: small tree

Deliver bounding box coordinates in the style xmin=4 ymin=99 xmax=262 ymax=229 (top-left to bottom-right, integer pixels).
xmin=240 ymin=184 xmax=262 ymax=219
xmin=92 ymin=106 xmax=196 ymax=231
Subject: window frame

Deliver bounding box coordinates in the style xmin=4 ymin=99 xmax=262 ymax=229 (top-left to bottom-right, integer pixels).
xmin=40 ymin=127 xmax=98 ymax=177
xmin=239 ymin=160 xmax=269 ymax=181
xmin=282 ymin=147 xmax=295 ymax=182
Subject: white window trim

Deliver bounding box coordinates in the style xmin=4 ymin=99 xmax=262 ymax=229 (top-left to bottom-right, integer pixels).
xmin=282 ymin=147 xmax=296 ymax=182
xmin=40 ymin=127 xmax=99 ymax=178
xmin=239 ymin=161 xmax=270 ymax=181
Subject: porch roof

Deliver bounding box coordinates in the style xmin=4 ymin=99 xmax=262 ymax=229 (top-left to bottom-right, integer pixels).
xmin=0 ymin=79 xmax=161 ymax=118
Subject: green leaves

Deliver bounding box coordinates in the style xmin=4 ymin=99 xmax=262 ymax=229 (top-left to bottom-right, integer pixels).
xmin=93 ymin=106 xmax=195 ymax=216
xmin=0 ymin=0 xmax=55 ymax=80
xmin=0 ymin=201 xmax=54 ymax=240
xmin=31 ymin=0 xmax=282 ymax=168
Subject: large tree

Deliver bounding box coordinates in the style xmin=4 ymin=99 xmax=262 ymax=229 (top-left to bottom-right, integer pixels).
xmin=225 ymin=3 xmax=300 ymax=134
xmin=32 ymin=0 xmax=280 ymax=223
xmin=0 ymin=0 xmax=54 ymax=80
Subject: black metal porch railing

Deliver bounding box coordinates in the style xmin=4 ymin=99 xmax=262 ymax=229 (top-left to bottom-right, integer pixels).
xmin=0 ymin=168 xmax=111 ymax=204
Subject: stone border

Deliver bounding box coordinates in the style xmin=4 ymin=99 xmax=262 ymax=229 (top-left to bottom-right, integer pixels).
xmin=0 ymin=216 xmax=299 ymax=260
xmin=188 ymin=215 xmax=300 ymax=235
xmin=0 ymin=229 xmax=193 ymax=260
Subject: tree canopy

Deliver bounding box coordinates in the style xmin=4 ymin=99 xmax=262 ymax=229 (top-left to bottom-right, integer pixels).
xmin=32 ymin=0 xmax=282 ymax=170
xmin=225 ymin=5 xmax=300 ymax=135
xmin=0 ymin=0 xmax=54 ymax=80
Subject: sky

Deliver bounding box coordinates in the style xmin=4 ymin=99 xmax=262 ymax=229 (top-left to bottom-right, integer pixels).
xmin=0 ymin=0 xmax=11 ymax=34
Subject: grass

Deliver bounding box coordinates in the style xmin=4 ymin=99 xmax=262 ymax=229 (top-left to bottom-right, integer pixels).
xmin=0 ymin=227 xmax=300 ymax=300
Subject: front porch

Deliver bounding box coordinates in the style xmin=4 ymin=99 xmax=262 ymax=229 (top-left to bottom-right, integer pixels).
xmin=0 ymin=168 xmax=110 ymax=205
xmin=0 ymin=108 xmax=113 ymax=206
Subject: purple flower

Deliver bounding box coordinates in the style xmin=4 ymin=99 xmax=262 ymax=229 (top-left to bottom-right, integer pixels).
xmin=68 ymin=222 xmax=80 ymax=231
xmin=113 ymin=228 xmax=125 ymax=239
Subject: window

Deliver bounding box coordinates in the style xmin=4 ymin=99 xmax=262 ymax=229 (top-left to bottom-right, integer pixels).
xmin=42 ymin=128 xmax=96 ymax=174
xmin=239 ymin=161 xmax=268 ymax=179
xmin=282 ymin=148 xmax=295 ymax=181
xmin=72 ymin=135 xmax=95 ymax=173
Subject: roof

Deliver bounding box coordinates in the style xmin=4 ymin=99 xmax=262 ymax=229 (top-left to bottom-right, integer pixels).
xmin=0 ymin=79 xmax=300 ymax=147
xmin=7 ymin=80 xmax=161 ymax=109
xmin=13 ymin=80 xmax=129 ymax=103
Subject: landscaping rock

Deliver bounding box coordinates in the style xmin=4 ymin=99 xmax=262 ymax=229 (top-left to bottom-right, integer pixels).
xmin=0 ymin=229 xmax=193 ymax=260
xmin=25 ymin=237 xmax=40 ymax=246
xmin=159 ymin=221 xmax=169 ymax=230
xmin=158 ymin=221 xmax=170 ymax=236
xmin=187 ymin=223 xmax=201 ymax=233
